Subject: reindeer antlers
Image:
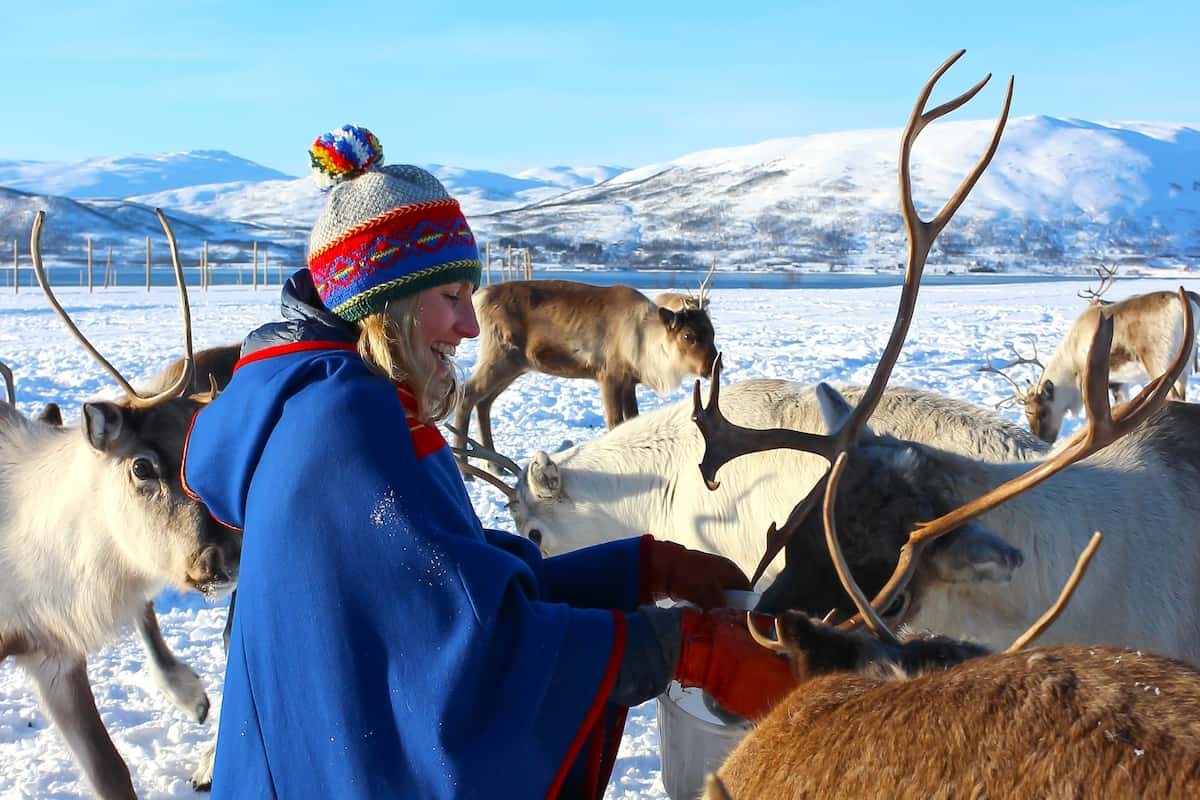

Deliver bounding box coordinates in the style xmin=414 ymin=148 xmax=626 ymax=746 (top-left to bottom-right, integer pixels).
xmin=31 ymin=209 xmax=196 ymax=408
xmin=694 ymin=50 xmax=1013 ymax=586
xmin=978 ymin=335 xmax=1045 ymax=407
xmin=444 ymin=422 xmax=521 ymax=502
xmin=0 ymin=361 xmax=13 ymax=406
xmin=844 ymin=289 xmax=1192 ymax=631
xmin=1078 ymin=263 xmax=1118 ymax=304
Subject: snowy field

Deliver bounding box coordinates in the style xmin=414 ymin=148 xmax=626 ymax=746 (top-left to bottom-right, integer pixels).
xmin=1 ymin=274 xmax=1198 ymax=798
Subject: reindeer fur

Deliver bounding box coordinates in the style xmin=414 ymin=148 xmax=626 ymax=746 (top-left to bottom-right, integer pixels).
xmin=764 ymin=388 xmax=1200 ymax=664
xmin=511 ymin=380 xmax=1046 ymax=584
xmin=454 ymin=280 xmax=717 ymax=459
xmin=1027 ymin=290 xmax=1200 ymax=441
xmin=0 ymin=395 xmax=239 ymax=799
xmin=708 ymin=613 xmax=1200 ymax=799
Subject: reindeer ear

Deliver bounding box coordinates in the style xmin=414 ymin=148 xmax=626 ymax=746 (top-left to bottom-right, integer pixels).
xmin=528 ymin=450 xmax=563 ymax=501
xmin=82 ymin=401 xmax=126 ymax=452
xmin=927 ymin=522 xmax=1024 ymax=584
xmin=37 ymin=402 xmax=63 ymax=426
xmin=814 ymin=383 xmax=875 ymax=438
xmin=658 ymin=306 xmax=678 ymax=330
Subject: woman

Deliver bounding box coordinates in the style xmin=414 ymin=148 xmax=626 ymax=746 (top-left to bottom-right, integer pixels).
xmin=183 ymin=125 xmax=796 ymax=799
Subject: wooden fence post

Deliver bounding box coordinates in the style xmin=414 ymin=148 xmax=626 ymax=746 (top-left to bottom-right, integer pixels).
xmin=12 ymin=239 xmax=17 ymax=295
xmin=145 ymin=235 xmax=151 ymax=291
xmin=87 ymin=237 xmax=94 ymax=293
xmin=252 ymin=242 xmax=258 ymax=290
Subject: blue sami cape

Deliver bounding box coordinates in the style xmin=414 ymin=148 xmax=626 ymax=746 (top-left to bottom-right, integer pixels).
xmin=183 ymin=281 xmax=642 ymax=799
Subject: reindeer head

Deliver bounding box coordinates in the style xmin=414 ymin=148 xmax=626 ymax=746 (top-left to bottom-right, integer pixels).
xmin=509 ymin=448 xmax=627 ymax=555
xmin=658 ymin=304 xmax=718 ymax=380
xmin=82 ymin=394 xmax=240 ymax=597
xmin=31 ymin=208 xmax=240 ymax=599
xmin=654 ymin=261 xmax=720 ymax=380
xmin=752 ymin=609 xmax=992 ymax=682
xmin=755 ymin=384 xmax=1026 ymax=623
xmin=1023 ymin=378 xmax=1067 ymax=443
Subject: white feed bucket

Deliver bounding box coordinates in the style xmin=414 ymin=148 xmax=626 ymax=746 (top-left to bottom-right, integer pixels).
xmin=656 ymin=590 xmax=760 ymax=800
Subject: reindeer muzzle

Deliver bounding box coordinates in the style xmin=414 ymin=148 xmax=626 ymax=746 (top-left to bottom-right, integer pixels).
xmin=186 ymin=537 xmax=241 ymax=599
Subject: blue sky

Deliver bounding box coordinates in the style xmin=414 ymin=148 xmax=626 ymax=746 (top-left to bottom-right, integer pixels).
xmin=3 ymin=1 xmax=1197 ymax=177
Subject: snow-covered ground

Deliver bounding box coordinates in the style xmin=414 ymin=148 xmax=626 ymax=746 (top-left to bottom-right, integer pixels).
xmin=2 ymin=275 xmax=1197 ymax=798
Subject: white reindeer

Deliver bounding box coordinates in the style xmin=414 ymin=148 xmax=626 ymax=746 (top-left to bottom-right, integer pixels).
xmin=506 ymin=380 xmax=1047 ymax=586
xmin=1001 ymin=289 xmax=1200 ymax=442
xmin=0 ymin=210 xmax=240 ymax=800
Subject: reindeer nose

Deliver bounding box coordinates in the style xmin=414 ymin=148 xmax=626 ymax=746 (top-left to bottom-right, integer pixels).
xmin=528 ymin=529 xmax=543 ymax=547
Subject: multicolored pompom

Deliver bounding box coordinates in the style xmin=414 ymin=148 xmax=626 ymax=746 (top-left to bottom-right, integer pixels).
xmin=309 ymin=125 xmax=384 ymax=189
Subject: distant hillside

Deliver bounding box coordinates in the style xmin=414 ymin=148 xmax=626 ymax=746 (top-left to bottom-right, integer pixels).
xmin=0 ymin=151 xmax=293 ymax=199
xmin=2 ymin=118 xmax=1197 ymax=275
xmin=470 ymin=116 xmax=1200 ymax=273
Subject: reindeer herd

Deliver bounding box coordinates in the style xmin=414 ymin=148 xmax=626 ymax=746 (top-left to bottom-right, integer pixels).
xmin=4 ymin=49 xmax=1200 ymax=798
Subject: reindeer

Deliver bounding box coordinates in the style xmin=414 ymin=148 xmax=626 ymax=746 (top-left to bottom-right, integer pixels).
xmin=709 ymin=544 xmax=1200 ymax=797
xmin=451 ymin=269 xmax=718 ymax=463
xmin=698 ymin=51 xmax=1200 ymax=798
xmin=688 ymin=53 xmax=1200 ymax=667
xmin=0 ymin=210 xmax=241 ymax=800
xmin=495 ymin=381 xmax=1046 ymax=584
xmin=3 ymin=359 xmax=220 ymax=731
xmin=983 ymin=266 xmax=1200 ymax=442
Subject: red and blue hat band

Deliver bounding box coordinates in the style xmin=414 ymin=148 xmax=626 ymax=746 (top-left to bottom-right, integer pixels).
xmin=308 ymin=198 xmax=482 ymax=322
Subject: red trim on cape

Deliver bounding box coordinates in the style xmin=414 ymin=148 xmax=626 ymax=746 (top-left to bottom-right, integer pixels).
xmin=545 ymin=610 xmax=627 ymax=800
xmin=395 ymin=384 xmax=446 ymax=459
xmin=180 ymin=405 xmax=244 ymax=532
xmin=232 ymin=341 xmax=359 ymax=373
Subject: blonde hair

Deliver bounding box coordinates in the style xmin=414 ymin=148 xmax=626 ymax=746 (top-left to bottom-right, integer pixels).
xmin=356 ymin=294 xmax=462 ymax=422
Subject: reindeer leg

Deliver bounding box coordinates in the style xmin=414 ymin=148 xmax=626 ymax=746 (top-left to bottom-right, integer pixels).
xmin=621 ymin=380 xmax=639 ymax=421
xmin=136 ymin=600 xmax=210 ymax=723
xmin=192 ymin=734 xmax=219 ymax=791
xmin=194 ymin=591 xmax=235 ymax=792
xmin=599 ymin=375 xmax=626 ymax=428
xmin=460 ymin=357 xmax=525 ymax=470
xmin=22 ymin=653 xmax=136 ymax=800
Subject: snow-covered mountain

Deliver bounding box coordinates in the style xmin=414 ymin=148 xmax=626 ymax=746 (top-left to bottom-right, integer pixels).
xmin=0 ymin=151 xmax=292 ymax=199
xmin=471 ymin=116 xmax=1200 ymax=273
xmin=2 ymin=117 xmax=1198 ymax=274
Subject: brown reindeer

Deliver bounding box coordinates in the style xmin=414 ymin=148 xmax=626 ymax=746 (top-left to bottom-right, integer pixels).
xmin=452 ymin=273 xmax=718 ymax=460
xmin=695 ymin=51 xmax=1200 ymax=798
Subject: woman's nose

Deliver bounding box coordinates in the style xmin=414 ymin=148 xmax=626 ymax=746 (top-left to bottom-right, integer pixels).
xmin=457 ymin=299 xmax=480 ymax=338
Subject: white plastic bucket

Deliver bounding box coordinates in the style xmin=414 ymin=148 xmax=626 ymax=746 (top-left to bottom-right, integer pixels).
xmin=655 ymin=590 xmax=759 ymax=800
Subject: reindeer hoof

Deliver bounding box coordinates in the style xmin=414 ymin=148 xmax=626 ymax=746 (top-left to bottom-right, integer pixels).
xmin=191 ymin=738 xmax=217 ymax=791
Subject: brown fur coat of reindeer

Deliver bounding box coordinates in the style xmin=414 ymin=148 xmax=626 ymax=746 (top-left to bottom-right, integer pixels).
xmin=452 ymin=274 xmax=718 ymax=460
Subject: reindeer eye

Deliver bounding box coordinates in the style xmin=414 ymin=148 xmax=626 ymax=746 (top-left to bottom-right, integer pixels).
xmin=883 ymin=592 xmax=910 ymax=619
xmin=683 ymin=333 xmax=696 ymax=344
xmin=131 ymin=457 xmax=158 ymax=481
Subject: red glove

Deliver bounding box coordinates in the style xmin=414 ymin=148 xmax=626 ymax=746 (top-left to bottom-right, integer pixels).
xmin=673 ymin=607 xmax=797 ymax=721
xmin=640 ymin=535 xmax=751 ymax=609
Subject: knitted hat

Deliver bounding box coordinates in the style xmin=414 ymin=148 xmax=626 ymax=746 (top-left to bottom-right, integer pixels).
xmin=306 ymin=124 xmax=482 ymax=322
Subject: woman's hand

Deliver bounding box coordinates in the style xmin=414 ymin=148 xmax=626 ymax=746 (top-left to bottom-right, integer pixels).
xmin=639 ymin=536 xmax=751 ymax=609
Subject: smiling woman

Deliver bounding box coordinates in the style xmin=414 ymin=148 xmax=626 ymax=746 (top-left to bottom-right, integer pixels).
xmin=177 ymin=123 xmax=780 ymax=800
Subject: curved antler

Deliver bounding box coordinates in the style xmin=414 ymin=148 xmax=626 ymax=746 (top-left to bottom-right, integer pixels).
xmin=847 ymin=289 xmax=1192 ymax=629
xmin=698 ymin=51 xmax=1013 ymax=586
xmin=30 ymin=209 xmax=195 ymax=407
xmin=0 ymin=360 xmax=13 ymax=406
